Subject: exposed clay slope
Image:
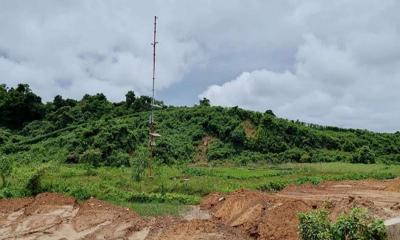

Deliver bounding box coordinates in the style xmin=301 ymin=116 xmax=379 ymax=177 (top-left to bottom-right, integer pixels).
xmin=0 ymin=193 xmax=248 ymax=240
xmin=201 ymin=178 xmax=400 ymax=240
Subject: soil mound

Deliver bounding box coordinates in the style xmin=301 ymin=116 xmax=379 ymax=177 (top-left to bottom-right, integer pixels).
xmin=148 ymin=219 xmax=251 ymax=240
xmin=202 ymin=190 xmax=315 ymax=239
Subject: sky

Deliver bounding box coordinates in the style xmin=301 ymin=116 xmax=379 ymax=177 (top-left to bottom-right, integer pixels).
xmin=1 ymin=0 xmax=400 ymax=132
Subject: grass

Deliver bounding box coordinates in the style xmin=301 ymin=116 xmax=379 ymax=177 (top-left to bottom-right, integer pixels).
xmin=2 ymin=162 xmax=400 ymax=216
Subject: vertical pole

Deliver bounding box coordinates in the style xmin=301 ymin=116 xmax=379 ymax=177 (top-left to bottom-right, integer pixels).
xmin=151 ymin=16 xmax=157 ymax=122
xmin=148 ymin=16 xmax=158 ymax=177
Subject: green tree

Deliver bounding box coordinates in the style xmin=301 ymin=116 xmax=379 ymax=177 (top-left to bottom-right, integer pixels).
xmin=0 ymin=84 xmax=45 ymax=129
xmin=199 ymin=98 xmax=210 ymax=107
xmin=125 ymin=90 xmax=136 ymax=107
xmin=352 ymin=146 xmax=375 ymax=164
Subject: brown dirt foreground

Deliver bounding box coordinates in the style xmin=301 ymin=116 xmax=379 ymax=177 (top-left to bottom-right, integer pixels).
xmin=1 ymin=178 xmax=400 ymax=240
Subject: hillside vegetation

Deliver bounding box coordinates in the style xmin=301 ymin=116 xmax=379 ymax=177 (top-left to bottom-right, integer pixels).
xmin=2 ymin=83 xmax=400 ymax=216
xmin=2 ymin=83 xmax=400 ymax=167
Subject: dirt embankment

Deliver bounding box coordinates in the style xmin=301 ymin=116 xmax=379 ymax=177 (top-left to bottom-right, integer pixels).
xmin=201 ymin=178 xmax=400 ymax=240
xmin=0 ymin=192 xmax=248 ymax=240
xmin=1 ymin=178 xmax=400 ymax=240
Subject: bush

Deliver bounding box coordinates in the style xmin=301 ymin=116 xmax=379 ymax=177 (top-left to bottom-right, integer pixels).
xmin=332 ymin=208 xmax=387 ymax=240
xmin=80 ymin=148 xmax=102 ymax=167
xmin=298 ymin=210 xmax=332 ymax=240
xmin=131 ymin=146 xmax=148 ymax=182
xmin=106 ymin=151 xmax=131 ymax=167
xmin=68 ymin=186 xmax=91 ymax=200
xmin=257 ymin=180 xmax=289 ymax=192
xmin=25 ymin=167 xmax=47 ymax=196
xmin=128 ymin=192 xmax=200 ymax=204
xmin=0 ymin=156 xmax=12 ymax=188
xmin=296 ymin=176 xmax=322 ymax=185
xmin=352 ymin=146 xmax=375 ymax=164
xmin=298 ymin=208 xmax=387 ymax=240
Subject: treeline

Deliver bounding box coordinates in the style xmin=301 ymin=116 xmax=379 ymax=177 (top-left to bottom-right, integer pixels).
xmin=1 ymin=83 xmax=400 ymax=167
xmin=0 ymin=84 xmax=163 ymax=132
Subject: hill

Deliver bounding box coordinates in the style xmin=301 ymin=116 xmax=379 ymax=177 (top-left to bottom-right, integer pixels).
xmin=2 ymin=83 xmax=400 ymax=167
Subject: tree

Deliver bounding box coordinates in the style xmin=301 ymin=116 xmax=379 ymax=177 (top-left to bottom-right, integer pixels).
xmin=80 ymin=93 xmax=111 ymax=116
xmin=125 ymin=90 xmax=136 ymax=107
xmin=352 ymin=146 xmax=375 ymax=164
xmin=199 ymin=98 xmax=210 ymax=106
xmin=0 ymin=84 xmax=45 ymax=129
xmin=0 ymin=156 xmax=12 ymax=188
xmin=53 ymin=95 xmax=65 ymax=109
xmin=264 ymin=109 xmax=276 ymax=117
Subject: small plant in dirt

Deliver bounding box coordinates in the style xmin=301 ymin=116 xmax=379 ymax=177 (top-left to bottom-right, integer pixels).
xmin=257 ymin=180 xmax=289 ymax=192
xmin=298 ymin=208 xmax=387 ymax=240
xmin=0 ymin=156 xmax=12 ymax=188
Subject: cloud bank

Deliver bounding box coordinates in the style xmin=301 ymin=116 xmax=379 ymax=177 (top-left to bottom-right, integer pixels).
xmin=200 ymin=1 xmax=400 ymax=132
xmin=1 ymin=1 xmax=400 ymax=131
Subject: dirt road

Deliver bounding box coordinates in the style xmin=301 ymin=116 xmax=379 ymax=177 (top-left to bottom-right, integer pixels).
xmin=1 ymin=178 xmax=400 ymax=240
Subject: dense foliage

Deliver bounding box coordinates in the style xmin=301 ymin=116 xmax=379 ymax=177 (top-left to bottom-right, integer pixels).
xmin=298 ymin=208 xmax=387 ymax=240
xmin=2 ymin=83 xmax=400 ymax=167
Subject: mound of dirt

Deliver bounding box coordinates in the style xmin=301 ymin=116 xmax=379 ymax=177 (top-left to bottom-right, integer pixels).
xmin=202 ymin=190 xmax=316 ymax=239
xmin=148 ymin=219 xmax=251 ymax=240
xmin=384 ymin=177 xmax=400 ymax=192
xmin=258 ymin=199 xmax=312 ymax=240
xmin=202 ymin=179 xmax=400 ymax=240
xmin=206 ymin=189 xmax=269 ymax=237
xmin=73 ymin=197 xmax=147 ymax=239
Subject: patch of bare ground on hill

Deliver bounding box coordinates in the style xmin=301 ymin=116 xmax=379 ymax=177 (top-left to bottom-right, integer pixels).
xmin=1 ymin=178 xmax=400 ymax=240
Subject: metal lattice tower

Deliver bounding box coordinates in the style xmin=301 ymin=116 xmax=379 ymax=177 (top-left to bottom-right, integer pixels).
xmin=148 ymin=16 xmax=160 ymax=177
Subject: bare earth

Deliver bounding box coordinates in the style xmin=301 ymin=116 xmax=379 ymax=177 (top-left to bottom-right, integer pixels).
xmin=1 ymin=178 xmax=400 ymax=240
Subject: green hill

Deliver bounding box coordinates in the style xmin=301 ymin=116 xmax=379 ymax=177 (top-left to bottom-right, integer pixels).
xmin=2 ymin=83 xmax=400 ymax=166
xmin=2 ymin=83 xmax=400 ymax=215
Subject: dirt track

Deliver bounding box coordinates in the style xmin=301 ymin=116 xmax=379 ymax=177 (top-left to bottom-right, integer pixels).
xmin=1 ymin=178 xmax=400 ymax=240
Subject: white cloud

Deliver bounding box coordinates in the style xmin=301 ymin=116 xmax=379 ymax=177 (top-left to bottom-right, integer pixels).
xmin=1 ymin=0 xmax=400 ymax=131
xmin=201 ymin=3 xmax=400 ymax=132
xmin=0 ymin=0 xmax=206 ymax=101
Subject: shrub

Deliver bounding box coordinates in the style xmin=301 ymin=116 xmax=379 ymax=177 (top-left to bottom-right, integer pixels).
xmin=68 ymin=186 xmax=91 ymax=200
xmin=128 ymin=192 xmax=200 ymax=204
xmin=80 ymin=148 xmax=102 ymax=167
xmin=106 ymin=151 xmax=131 ymax=167
xmin=298 ymin=208 xmax=387 ymax=240
xmin=257 ymin=180 xmax=289 ymax=192
xmin=296 ymin=176 xmax=322 ymax=185
xmin=352 ymin=146 xmax=375 ymax=164
xmin=131 ymin=146 xmax=148 ymax=182
xmin=25 ymin=167 xmax=47 ymax=196
xmin=0 ymin=156 xmax=12 ymax=188
xmin=298 ymin=210 xmax=332 ymax=240
xmin=332 ymin=208 xmax=387 ymax=240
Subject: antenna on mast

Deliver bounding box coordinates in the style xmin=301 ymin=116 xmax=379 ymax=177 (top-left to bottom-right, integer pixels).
xmin=148 ymin=16 xmax=160 ymax=177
